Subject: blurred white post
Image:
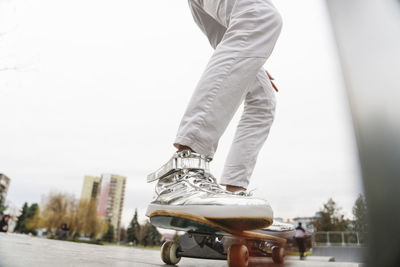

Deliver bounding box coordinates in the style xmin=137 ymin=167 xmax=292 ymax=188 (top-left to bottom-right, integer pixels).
xmin=356 ymin=232 xmax=360 ymax=246
xmin=341 ymin=232 xmax=345 ymax=247
xmin=326 ymin=232 xmax=330 ymax=246
xmin=325 ymin=0 xmax=400 ymax=266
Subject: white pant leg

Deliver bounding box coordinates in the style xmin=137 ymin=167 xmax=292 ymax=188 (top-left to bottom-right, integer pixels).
xmin=220 ymin=70 xmax=276 ymax=188
xmin=175 ymin=0 xmax=282 ymax=158
xmin=186 ymin=1 xmax=278 ymax=188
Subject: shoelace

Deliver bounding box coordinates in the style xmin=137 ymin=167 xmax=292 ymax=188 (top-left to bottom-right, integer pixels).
xmin=183 ymin=170 xmax=226 ymax=193
xmin=232 ymin=188 xmax=256 ymax=196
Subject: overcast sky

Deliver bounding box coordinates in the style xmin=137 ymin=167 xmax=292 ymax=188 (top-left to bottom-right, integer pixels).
xmin=0 ymin=0 xmax=363 ymax=227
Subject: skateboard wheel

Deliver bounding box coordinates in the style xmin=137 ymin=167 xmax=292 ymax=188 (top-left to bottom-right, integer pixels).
xmin=227 ymin=244 xmax=249 ymax=267
xmin=161 ymin=241 xmax=181 ymax=265
xmin=271 ymin=246 xmax=285 ymax=264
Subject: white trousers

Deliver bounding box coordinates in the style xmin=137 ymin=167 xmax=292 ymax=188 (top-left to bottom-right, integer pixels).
xmin=174 ymin=0 xmax=282 ymax=188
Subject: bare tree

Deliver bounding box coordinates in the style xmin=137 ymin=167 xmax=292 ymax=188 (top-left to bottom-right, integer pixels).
xmin=79 ymin=199 xmax=106 ymax=238
xmin=39 ymin=192 xmax=75 ymax=235
xmin=37 ymin=192 xmax=106 ymax=239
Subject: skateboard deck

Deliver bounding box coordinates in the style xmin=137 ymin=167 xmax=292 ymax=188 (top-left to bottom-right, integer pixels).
xmin=150 ymin=210 xmax=290 ymax=266
xmin=150 ymin=210 xmax=282 ymax=240
xmin=207 ymin=216 xmax=272 ymax=231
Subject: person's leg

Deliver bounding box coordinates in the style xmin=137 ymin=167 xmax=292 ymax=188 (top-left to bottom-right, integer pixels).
xmin=299 ymin=238 xmax=305 ymax=258
xmin=220 ymin=69 xmax=276 ymax=189
xmin=184 ymin=0 xmax=278 ymax=191
xmin=147 ymin=0 xmax=281 ymax=225
xmin=175 ymin=1 xmax=224 ymax=154
xmin=295 ymin=238 xmax=302 ymax=259
xmin=174 ymin=0 xmax=282 ymax=158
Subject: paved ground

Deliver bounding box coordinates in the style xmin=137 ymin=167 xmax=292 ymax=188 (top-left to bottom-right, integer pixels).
xmin=0 ymin=233 xmax=364 ymax=267
xmin=313 ymin=246 xmax=366 ymax=263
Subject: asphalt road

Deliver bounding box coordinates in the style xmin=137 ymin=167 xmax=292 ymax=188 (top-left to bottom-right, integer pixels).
xmin=0 ymin=233 xmax=363 ymax=267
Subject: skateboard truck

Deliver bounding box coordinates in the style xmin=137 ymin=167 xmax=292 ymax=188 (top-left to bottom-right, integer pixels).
xmin=151 ymin=210 xmax=290 ymax=266
xmin=147 ymin=150 xmax=212 ymax=183
xmin=161 ymin=231 xmax=287 ymax=266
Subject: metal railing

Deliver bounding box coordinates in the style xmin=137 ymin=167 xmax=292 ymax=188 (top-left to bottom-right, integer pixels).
xmin=312 ymin=232 xmax=367 ymax=247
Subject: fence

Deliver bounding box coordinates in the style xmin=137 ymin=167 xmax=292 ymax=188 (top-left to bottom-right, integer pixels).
xmin=312 ymin=232 xmax=367 ymax=247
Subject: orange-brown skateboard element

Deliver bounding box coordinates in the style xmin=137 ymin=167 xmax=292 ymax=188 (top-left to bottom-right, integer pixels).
xmin=208 ymin=216 xmax=272 ymax=231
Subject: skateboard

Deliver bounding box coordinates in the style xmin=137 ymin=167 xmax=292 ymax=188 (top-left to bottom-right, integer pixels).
xmin=150 ymin=210 xmax=294 ymax=266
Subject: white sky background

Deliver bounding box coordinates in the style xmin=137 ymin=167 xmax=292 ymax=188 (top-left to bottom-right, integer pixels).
xmin=0 ymin=0 xmax=363 ymax=227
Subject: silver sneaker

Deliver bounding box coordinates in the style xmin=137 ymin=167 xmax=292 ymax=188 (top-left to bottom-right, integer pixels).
xmin=145 ymin=150 xmax=273 ymax=229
